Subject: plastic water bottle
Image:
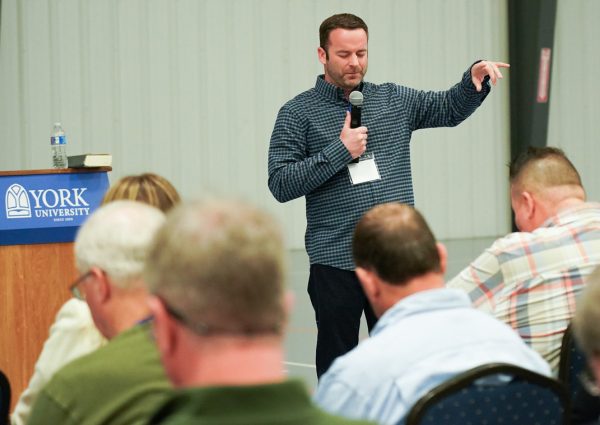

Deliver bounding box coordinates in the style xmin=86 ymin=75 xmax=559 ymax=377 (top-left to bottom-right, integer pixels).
xmin=50 ymin=122 xmax=68 ymax=169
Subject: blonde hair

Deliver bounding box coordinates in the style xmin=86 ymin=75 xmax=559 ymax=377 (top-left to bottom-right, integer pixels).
xmin=102 ymin=173 xmax=180 ymax=212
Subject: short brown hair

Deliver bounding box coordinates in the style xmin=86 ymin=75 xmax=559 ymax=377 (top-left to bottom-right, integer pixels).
xmin=509 ymin=146 xmax=582 ymax=189
xmin=319 ymin=13 xmax=368 ymax=53
xmin=102 ymin=173 xmax=180 ymax=213
xmin=353 ymin=203 xmax=440 ymax=285
xmin=144 ymin=200 xmax=286 ymax=335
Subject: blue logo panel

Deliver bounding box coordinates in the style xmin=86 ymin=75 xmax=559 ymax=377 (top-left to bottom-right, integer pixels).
xmin=0 ymin=171 xmax=109 ymax=245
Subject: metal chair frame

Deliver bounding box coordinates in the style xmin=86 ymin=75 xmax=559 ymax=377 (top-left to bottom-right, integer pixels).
xmin=558 ymin=323 xmax=587 ymax=399
xmin=405 ymin=363 xmax=569 ymax=425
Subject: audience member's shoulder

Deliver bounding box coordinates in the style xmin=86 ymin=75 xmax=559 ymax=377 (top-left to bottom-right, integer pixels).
xmin=145 ymin=391 xmax=188 ymax=425
xmin=487 ymin=230 xmax=539 ymax=254
xmin=321 ymin=338 xmax=386 ymax=390
xmin=487 ymin=219 xmax=593 ymax=256
xmin=315 ymin=409 xmax=377 ymax=424
xmin=283 ymin=87 xmax=320 ymax=110
xmin=47 ymin=323 xmax=159 ymax=385
xmin=53 ymin=298 xmax=94 ymax=327
xmin=90 ymin=322 xmax=163 ymax=372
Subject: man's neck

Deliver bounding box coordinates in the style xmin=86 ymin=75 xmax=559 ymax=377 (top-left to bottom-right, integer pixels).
xmin=552 ymin=196 xmax=586 ymax=215
xmin=178 ymin=336 xmax=286 ymax=388
xmin=537 ymin=190 xmax=586 ymax=228
xmin=380 ymin=272 xmax=445 ymax=314
xmin=103 ymin=288 xmax=151 ymax=339
xmin=322 ymin=74 xmax=361 ymax=99
xmin=343 ymin=82 xmax=363 ymax=99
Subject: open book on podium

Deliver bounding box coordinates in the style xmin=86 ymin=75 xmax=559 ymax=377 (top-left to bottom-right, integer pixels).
xmin=68 ymin=153 xmax=112 ymax=168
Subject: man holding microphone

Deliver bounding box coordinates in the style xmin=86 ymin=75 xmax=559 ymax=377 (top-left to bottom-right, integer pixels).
xmin=268 ymin=13 xmax=508 ymax=378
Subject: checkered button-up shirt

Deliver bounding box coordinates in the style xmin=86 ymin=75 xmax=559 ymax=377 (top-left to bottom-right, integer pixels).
xmin=268 ymin=69 xmax=489 ymax=270
xmin=448 ymin=202 xmax=600 ymax=372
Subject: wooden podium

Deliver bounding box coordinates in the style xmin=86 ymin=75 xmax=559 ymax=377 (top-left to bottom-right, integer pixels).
xmin=0 ymin=168 xmax=110 ymax=410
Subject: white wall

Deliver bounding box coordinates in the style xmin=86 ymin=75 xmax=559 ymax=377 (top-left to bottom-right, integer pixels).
xmin=0 ymin=0 xmax=511 ymax=248
xmin=548 ymin=0 xmax=600 ymax=202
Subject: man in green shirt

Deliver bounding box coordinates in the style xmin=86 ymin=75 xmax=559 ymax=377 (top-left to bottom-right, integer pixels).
xmin=144 ymin=200 xmax=374 ymax=424
xmin=27 ymin=201 xmax=173 ymax=425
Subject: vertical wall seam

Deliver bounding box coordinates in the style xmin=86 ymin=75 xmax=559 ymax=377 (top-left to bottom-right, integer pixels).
xmin=16 ymin=0 xmax=27 ymax=166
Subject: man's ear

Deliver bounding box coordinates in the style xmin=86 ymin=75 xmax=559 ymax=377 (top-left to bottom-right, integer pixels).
xmin=521 ymin=191 xmax=536 ymax=219
xmin=317 ymin=46 xmax=327 ymax=65
xmin=283 ymin=291 xmax=294 ymax=317
xmin=147 ymin=295 xmax=177 ymax=357
xmin=436 ymin=242 xmax=448 ymax=275
xmin=356 ymin=267 xmax=379 ymax=300
xmin=279 ymin=291 xmax=295 ymax=332
xmin=89 ymin=267 xmax=111 ymax=303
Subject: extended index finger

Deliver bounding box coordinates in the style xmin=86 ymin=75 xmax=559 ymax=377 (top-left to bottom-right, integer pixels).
xmin=493 ymin=62 xmax=510 ymax=69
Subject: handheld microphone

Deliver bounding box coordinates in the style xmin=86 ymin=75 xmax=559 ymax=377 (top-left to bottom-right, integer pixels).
xmin=349 ymin=91 xmax=363 ymax=163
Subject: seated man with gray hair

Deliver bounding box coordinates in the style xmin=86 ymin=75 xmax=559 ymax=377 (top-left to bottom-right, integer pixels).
xmin=27 ymin=201 xmax=172 ymax=425
xmin=315 ymin=203 xmax=550 ymax=425
xmin=144 ymin=200 xmax=374 ymax=425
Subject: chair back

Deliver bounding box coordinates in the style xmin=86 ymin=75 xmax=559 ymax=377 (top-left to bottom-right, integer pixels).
xmin=558 ymin=323 xmax=587 ymax=403
xmin=405 ymin=363 xmax=569 ymax=425
xmin=0 ymin=369 xmax=10 ymax=425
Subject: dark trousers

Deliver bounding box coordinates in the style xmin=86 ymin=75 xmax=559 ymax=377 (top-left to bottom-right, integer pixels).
xmin=307 ymin=264 xmax=378 ymax=378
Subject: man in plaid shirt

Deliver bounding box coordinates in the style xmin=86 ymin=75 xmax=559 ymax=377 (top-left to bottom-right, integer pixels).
xmin=448 ymin=146 xmax=600 ymax=372
xmin=268 ymin=12 xmax=508 ymax=377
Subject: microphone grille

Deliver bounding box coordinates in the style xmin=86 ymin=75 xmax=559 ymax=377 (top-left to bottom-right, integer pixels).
xmin=349 ymin=91 xmax=363 ymax=106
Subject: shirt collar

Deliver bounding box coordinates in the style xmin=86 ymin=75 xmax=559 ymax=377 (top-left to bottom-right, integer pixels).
xmin=372 ymin=288 xmax=471 ymax=337
xmin=137 ymin=315 xmax=154 ymax=326
xmin=165 ymin=379 xmax=313 ymax=419
xmin=541 ymin=202 xmax=600 ymax=229
xmin=314 ymin=75 xmax=365 ymax=102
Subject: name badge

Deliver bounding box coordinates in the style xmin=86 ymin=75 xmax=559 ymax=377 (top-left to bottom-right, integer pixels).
xmin=348 ymin=153 xmax=381 ymax=185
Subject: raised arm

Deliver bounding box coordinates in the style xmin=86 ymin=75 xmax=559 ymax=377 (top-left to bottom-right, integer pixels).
xmin=405 ymin=60 xmax=509 ymax=131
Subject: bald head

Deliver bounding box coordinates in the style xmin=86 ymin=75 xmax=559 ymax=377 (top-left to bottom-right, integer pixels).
xmin=353 ymin=203 xmax=441 ymax=285
xmin=509 ymin=147 xmax=583 ymax=195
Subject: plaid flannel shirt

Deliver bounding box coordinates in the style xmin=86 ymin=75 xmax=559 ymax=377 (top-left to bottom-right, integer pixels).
xmin=448 ymin=202 xmax=600 ymax=372
xmin=268 ymin=68 xmax=489 ymax=270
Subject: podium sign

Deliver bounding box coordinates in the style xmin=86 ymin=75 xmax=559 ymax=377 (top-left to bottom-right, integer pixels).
xmin=0 ymin=170 xmax=109 ymax=245
xmin=0 ymin=168 xmax=110 ymax=410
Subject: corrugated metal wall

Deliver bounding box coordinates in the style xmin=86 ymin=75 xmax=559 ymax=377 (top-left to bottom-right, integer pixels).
xmin=0 ymin=0 xmax=511 ymax=248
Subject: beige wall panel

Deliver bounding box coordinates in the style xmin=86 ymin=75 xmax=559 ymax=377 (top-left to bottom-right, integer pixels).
xmin=0 ymin=0 xmax=511 ymax=248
